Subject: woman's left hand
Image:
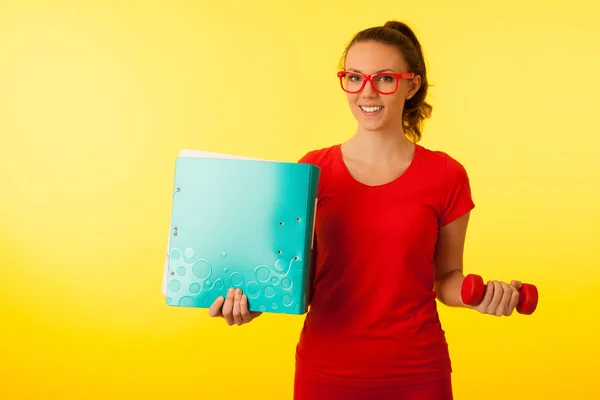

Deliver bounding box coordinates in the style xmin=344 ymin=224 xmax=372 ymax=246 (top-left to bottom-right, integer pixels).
xmin=470 ymin=280 xmax=523 ymax=316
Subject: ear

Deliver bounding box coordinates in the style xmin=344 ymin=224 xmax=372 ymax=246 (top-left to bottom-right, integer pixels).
xmin=407 ymin=75 xmax=422 ymax=100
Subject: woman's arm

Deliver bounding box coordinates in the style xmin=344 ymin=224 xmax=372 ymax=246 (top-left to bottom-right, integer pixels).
xmin=433 ymin=212 xmax=471 ymax=307
xmin=433 ymin=212 xmax=522 ymax=316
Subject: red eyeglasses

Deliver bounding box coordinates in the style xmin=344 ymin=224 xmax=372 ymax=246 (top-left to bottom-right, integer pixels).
xmin=337 ymin=71 xmax=415 ymax=94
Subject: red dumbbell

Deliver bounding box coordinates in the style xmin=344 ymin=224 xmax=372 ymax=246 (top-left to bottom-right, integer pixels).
xmin=461 ymin=274 xmax=538 ymax=315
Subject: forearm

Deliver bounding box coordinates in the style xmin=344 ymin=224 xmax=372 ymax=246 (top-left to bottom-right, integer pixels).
xmin=434 ymin=270 xmax=466 ymax=307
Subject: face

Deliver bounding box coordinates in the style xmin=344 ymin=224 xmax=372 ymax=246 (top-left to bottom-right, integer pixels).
xmin=342 ymin=41 xmax=421 ymax=133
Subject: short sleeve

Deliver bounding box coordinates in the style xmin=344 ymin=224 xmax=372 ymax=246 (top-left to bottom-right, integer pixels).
xmin=298 ymin=150 xmax=317 ymax=165
xmin=439 ymin=155 xmax=475 ymax=227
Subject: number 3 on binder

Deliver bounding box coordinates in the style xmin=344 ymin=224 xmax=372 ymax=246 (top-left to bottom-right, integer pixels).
xmin=161 ymin=149 xmax=320 ymax=315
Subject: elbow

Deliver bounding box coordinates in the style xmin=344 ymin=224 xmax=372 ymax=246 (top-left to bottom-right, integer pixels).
xmin=434 ymin=269 xmax=465 ymax=307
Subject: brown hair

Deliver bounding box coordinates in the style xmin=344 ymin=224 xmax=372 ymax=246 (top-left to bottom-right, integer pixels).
xmin=339 ymin=20 xmax=432 ymax=142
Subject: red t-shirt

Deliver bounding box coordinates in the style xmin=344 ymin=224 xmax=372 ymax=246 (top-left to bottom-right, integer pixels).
xmin=295 ymin=143 xmax=475 ymax=388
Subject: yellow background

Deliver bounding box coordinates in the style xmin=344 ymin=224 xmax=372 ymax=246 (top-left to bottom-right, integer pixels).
xmin=1 ymin=0 xmax=598 ymax=398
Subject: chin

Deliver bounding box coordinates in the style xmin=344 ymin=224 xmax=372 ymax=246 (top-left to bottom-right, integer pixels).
xmin=352 ymin=107 xmax=393 ymax=132
xmin=356 ymin=117 xmax=388 ymax=132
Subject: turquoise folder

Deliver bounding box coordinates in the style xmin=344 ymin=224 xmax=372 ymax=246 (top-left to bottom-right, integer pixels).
xmin=164 ymin=151 xmax=320 ymax=315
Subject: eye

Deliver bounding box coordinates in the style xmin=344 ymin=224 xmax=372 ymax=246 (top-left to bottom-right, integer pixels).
xmin=348 ymin=74 xmax=363 ymax=82
xmin=377 ymin=74 xmax=395 ymax=82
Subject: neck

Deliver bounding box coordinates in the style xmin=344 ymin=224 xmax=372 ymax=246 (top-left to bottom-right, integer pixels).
xmin=343 ymin=125 xmax=415 ymax=165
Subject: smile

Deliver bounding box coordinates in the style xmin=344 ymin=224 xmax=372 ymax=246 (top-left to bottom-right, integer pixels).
xmin=359 ymin=105 xmax=383 ymax=113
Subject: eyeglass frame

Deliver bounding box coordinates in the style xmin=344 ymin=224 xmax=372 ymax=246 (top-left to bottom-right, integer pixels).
xmin=337 ymin=71 xmax=415 ymax=95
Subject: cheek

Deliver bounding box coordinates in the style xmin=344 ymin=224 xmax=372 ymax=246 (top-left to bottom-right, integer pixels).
xmin=383 ymin=95 xmax=405 ymax=113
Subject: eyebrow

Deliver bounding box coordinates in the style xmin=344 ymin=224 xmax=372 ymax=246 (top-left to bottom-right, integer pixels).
xmin=347 ymin=68 xmax=394 ymax=73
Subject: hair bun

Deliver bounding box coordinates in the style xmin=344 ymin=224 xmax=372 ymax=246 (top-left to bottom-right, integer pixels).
xmin=383 ymin=20 xmax=421 ymax=50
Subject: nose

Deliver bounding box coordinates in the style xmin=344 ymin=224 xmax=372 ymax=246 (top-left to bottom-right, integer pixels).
xmin=360 ymin=80 xmax=377 ymax=97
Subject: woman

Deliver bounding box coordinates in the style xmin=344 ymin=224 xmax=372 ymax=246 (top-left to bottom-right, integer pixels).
xmin=209 ymin=20 xmax=523 ymax=400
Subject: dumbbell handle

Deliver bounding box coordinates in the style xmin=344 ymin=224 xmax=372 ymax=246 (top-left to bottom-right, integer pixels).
xmin=461 ymin=274 xmax=538 ymax=315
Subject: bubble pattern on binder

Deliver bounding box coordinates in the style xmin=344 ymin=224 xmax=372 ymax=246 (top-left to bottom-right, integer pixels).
xmin=164 ymin=156 xmax=320 ymax=315
xmin=166 ymin=247 xmax=304 ymax=313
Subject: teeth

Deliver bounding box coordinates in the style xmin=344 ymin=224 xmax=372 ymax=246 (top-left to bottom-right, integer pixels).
xmin=360 ymin=106 xmax=383 ymax=112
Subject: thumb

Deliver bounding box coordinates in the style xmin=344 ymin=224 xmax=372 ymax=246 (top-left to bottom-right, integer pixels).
xmin=510 ymin=280 xmax=523 ymax=289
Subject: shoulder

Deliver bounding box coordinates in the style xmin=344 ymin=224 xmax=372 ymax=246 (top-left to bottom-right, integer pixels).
xmin=417 ymin=145 xmax=470 ymax=179
xmin=297 ymin=145 xmax=340 ymax=197
xmin=297 ymin=145 xmax=339 ymax=167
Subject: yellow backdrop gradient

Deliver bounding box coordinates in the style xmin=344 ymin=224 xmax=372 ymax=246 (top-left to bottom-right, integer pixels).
xmin=1 ymin=0 xmax=599 ymax=399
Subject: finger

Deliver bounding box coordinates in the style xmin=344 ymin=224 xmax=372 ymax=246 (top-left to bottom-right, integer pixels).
xmin=497 ymin=282 xmax=512 ymax=316
xmin=208 ymin=296 xmax=225 ymax=317
xmin=507 ymin=285 xmax=520 ymax=316
xmin=241 ymin=295 xmax=263 ymax=321
xmin=222 ymin=288 xmax=235 ymax=326
xmin=232 ymin=289 xmax=243 ymax=325
xmin=486 ymin=281 xmax=503 ymax=316
xmin=240 ymin=294 xmax=253 ymax=323
xmin=510 ymin=280 xmax=523 ymax=290
xmin=480 ymin=280 xmax=495 ymax=308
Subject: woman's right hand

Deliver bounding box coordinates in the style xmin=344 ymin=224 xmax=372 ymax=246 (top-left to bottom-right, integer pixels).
xmin=208 ymin=287 xmax=262 ymax=326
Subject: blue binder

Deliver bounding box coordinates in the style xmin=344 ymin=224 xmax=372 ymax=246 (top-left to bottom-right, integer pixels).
xmin=162 ymin=150 xmax=320 ymax=315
